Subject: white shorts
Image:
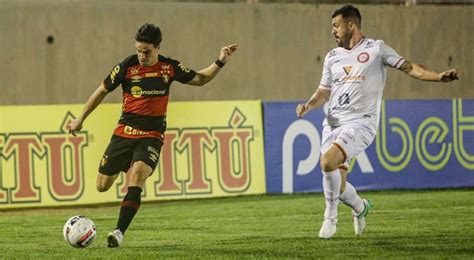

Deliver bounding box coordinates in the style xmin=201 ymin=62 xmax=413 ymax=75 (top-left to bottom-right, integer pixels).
xmin=321 ymin=123 xmax=376 ymax=169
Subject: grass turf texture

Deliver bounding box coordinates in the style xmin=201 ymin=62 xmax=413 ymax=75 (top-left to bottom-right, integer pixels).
xmin=1 ymin=189 xmax=473 ymax=258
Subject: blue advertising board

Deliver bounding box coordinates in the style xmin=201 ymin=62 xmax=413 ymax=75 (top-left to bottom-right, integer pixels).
xmin=263 ymin=99 xmax=474 ymax=193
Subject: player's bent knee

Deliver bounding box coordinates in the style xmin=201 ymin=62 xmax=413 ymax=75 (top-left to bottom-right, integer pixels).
xmin=96 ymin=187 xmax=107 ymax=193
xmin=321 ymin=163 xmax=338 ymax=172
xmin=320 ymin=156 xmax=338 ymax=172
xmin=96 ymin=184 xmax=110 ymax=193
xmin=96 ymin=173 xmax=117 ymax=192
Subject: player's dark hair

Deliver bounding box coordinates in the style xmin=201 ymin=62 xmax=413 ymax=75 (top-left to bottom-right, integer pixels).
xmin=135 ymin=23 xmax=162 ymax=46
xmin=331 ymin=5 xmax=362 ymax=28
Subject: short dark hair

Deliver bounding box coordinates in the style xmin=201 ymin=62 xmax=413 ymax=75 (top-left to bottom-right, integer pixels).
xmin=331 ymin=5 xmax=362 ymax=28
xmin=135 ymin=23 xmax=162 ymax=46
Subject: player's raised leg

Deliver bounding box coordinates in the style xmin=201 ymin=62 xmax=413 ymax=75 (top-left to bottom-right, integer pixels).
xmin=319 ymin=144 xmax=345 ymax=239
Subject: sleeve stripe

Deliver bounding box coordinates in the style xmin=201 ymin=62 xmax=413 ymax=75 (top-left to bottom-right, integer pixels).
xmin=394 ymin=58 xmax=406 ymax=69
xmin=319 ymin=84 xmax=331 ymax=90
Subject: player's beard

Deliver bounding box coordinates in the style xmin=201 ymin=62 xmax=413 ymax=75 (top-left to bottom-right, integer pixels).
xmin=338 ymin=28 xmax=353 ymax=49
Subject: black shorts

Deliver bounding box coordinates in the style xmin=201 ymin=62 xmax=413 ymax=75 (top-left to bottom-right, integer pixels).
xmin=99 ymin=135 xmax=163 ymax=176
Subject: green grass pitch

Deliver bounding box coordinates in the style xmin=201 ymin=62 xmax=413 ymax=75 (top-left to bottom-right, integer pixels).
xmin=1 ymin=189 xmax=473 ymax=258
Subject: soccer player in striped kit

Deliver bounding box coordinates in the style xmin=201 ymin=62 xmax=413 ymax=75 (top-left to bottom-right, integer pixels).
xmin=68 ymin=23 xmax=237 ymax=247
xmin=296 ymin=5 xmax=458 ymax=239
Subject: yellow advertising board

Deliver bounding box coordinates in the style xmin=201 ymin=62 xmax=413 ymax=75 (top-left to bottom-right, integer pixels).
xmin=0 ymin=101 xmax=266 ymax=209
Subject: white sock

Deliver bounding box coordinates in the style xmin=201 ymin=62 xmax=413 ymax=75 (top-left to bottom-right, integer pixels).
xmin=322 ymin=169 xmax=341 ymax=220
xmin=339 ymin=182 xmax=364 ymax=215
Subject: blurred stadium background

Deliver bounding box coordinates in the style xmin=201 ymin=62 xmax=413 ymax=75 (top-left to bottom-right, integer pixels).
xmin=0 ymin=0 xmax=473 ymax=258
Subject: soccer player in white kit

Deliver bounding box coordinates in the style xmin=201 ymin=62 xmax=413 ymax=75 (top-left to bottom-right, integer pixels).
xmin=296 ymin=5 xmax=458 ymax=239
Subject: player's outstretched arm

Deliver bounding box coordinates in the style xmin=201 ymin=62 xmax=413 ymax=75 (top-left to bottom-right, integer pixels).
xmin=399 ymin=61 xmax=459 ymax=82
xmin=67 ymin=83 xmax=109 ymax=136
xmin=187 ymin=44 xmax=238 ymax=86
xmin=296 ymin=88 xmax=330 ymax=118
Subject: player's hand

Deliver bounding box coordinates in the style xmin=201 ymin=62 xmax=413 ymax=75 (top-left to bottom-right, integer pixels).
xmin=218 ymin=44 xmax=238 ymax=64
xmin=67 ymin=118 xmax=83 ymax=137
xmin=296 ymin=103 xmax=309 ymax=118
xmin=439 ymin=69 xmax=459 ymax=82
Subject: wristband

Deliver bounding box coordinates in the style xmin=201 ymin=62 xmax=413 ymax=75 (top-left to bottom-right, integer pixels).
xmin=215 ymin=59 xmax=225 ymax=68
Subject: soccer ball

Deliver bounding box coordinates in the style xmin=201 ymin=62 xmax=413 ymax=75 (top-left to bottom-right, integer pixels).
xmin=63 ymin=215 xmax=97 ymax=248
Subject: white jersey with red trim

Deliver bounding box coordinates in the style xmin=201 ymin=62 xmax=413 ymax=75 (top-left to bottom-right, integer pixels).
xmin=319 ymin=37 xmax=405 ymax=133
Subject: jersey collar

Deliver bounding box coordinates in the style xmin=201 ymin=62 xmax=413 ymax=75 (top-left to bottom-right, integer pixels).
xmin=342 ymin=36 xmax=366 ymax=53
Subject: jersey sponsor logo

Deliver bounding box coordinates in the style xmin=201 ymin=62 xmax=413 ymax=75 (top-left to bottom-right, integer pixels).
xmin=330 ymin=106 xmax=355 ymax=112
xmin=357 ymin=52 xmax=370 ymax=63
xmin=178 ymin=63 xmax=191 ymax=73
xmin=342 ymin=75 xmax=366 ymax=82
xmin=110 ymin=65 xmax=121 ymax=84
xmin=365 ymin=41 xmax=374 ymax=48
xmin=115 ymin=124 xmax=165 ymax=140
xmin=338 ymin=66 xmax=366 ymax=83
xmin=130 ymin=86 xmax=166 ymax=97
xmin=131 ymin=86 xmax=143 ymax=97
xmin=343 ymin=66 xmax=353 ymax=75
xmin=145 ymin=72 xmax=158 ymax=78
xmin=334 ymin=75 xmax=366 ymax=84
xmin=124 ymin=125 xmax=150 ymax=136
xmin=338 ymin=93 xmax=350 ymax=106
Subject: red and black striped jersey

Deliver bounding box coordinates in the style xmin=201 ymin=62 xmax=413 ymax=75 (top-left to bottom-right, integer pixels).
xmin=103 ymin=54 xmax=196 ymax=140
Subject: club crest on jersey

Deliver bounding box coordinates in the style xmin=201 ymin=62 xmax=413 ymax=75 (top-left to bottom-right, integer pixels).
xmin=161 ymin=65 xmax=171 ymax=83
xmin=343 ymin=66 xmax=353 ymax=75
xmin=357 ymin=52 xmax=370 ymax=63
xmin=162 ymin=74 xmax=170 ymax=83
